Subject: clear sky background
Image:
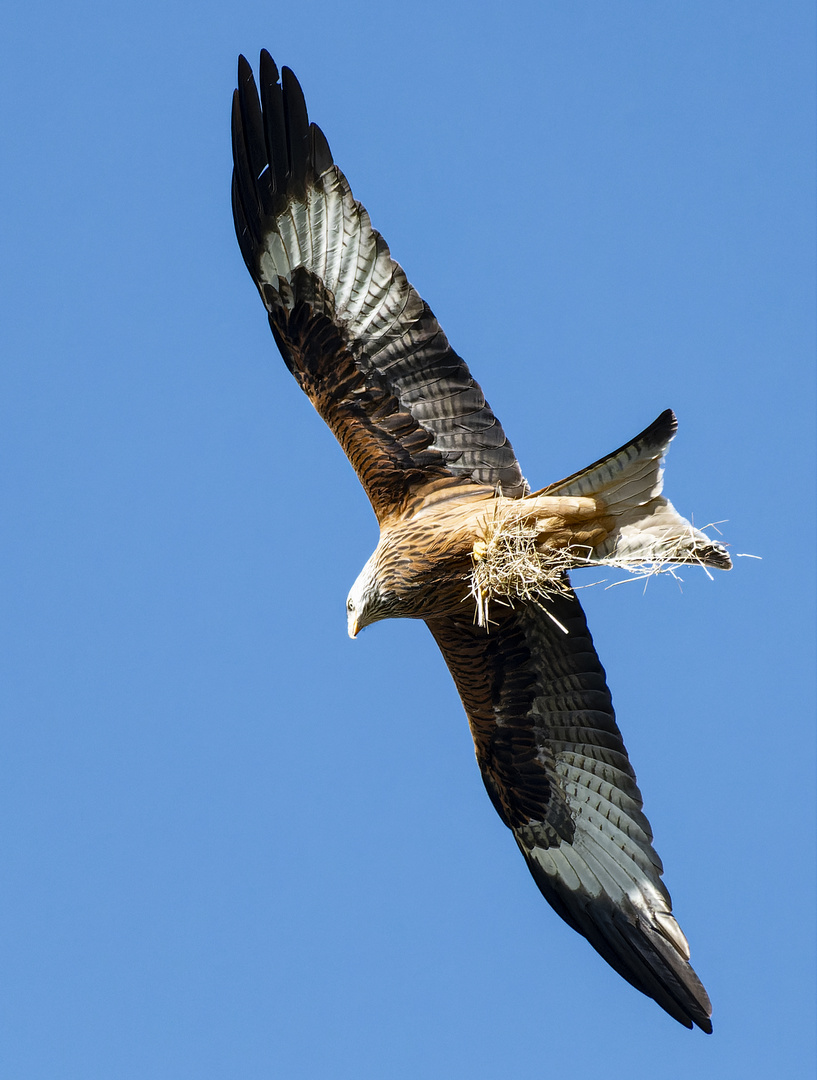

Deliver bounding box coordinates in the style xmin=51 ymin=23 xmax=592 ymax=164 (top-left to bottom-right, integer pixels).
xmin=1 ymin=3 xmax=814 ymax=1078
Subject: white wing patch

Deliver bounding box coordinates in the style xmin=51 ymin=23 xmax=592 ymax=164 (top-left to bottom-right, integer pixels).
xmin=258 ymin=166 xmax=420 ymax=367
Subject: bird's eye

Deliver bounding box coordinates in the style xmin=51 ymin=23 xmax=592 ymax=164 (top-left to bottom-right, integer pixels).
xmin=347 ymin=599 xmax=355 ymax=611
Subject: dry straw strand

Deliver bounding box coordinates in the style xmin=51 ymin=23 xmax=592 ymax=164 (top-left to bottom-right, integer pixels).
xmin=469 ymin=505 xmax=729 ymax=629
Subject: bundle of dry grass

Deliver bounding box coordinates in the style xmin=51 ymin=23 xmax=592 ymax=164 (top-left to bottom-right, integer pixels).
xmin=469 ymin=504 xmax=727 ymax=630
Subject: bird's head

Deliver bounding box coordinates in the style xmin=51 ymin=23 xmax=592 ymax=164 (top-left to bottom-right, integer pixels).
xmin=346 ymin=555 xmax=402 ymax=638
xmin=346 ymin=557 xmax=379 ymax=638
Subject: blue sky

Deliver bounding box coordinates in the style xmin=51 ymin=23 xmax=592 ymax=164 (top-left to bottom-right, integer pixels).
xmin=1 ymin=2 xmax=814 ymax=1077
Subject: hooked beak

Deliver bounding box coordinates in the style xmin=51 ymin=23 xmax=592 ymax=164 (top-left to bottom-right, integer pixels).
xmin=348 ymin=616 xmax=359 ymax=639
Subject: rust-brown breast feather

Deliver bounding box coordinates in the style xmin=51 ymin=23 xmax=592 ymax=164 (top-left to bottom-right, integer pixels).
xmin=231 ymin=51 xmax=526 ymax=522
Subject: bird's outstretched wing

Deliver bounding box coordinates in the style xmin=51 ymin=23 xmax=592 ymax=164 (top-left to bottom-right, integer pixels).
xmin=427 ymin=594 xmax=713 ymax=1033
xmin=231 ymin=52 xmax=526 ymax=522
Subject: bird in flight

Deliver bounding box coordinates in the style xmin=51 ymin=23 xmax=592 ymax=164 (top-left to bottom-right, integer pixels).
xmin=231 ymin=51 xmax=730 ymax=1032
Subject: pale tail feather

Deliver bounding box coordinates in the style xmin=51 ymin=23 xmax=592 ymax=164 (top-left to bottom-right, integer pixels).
xmin=543 ymin=410 xmax=731 ymax=571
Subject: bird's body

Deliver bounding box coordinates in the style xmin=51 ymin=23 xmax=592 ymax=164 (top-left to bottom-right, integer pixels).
xmin=348 ymin=484 xmax=613 ymax=634
xmin=231 ymin=51 xmax=730 ymax=1032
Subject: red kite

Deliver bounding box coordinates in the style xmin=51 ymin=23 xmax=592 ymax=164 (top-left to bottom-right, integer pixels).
xmin=231 ymin=51 xmax=730 ymax=1032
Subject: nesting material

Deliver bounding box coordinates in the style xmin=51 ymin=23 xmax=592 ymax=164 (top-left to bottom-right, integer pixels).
xmin=469 ymin=504 xmax=727 ymax=629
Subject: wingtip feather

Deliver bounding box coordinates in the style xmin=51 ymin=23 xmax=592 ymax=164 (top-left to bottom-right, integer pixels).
xmin=259 ymin=47 xmax=279 ymax=84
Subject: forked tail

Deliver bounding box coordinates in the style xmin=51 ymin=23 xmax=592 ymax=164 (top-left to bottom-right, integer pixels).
xmin=542 ymin=409 xmax=731 ymax=571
